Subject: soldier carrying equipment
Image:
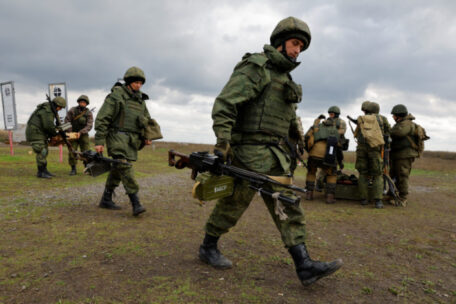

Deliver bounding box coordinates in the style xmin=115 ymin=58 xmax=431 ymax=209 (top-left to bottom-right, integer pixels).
xmin=168 ymin=150 xmax=306 ymax=206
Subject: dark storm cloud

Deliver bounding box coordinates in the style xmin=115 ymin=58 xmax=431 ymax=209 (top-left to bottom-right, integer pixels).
xmin=0 ymin=0 xmax=455 ymax=149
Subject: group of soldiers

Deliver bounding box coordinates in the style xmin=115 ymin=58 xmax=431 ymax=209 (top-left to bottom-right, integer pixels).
xmin=303 ymin=100 xmax=420 ymax=209
xmin=23 ymin=16 xmax=424 ymax=287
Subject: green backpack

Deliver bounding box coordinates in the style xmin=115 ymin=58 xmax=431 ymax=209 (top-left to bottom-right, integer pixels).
xmin=407 ymin=123 xmax=430 ymax=157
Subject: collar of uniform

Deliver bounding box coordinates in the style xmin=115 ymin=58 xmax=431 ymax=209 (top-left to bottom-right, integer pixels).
xmin=263 ymin=44 xmax=300 ymax=72
xmin=122 ymin=84 xmax=143 ymax=100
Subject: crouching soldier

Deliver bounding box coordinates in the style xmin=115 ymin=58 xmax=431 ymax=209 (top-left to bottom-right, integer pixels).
xmin=94 ymin=66 xmax=155 ymax=216
xmin=26 ymin=97 xmax=66 ymax=178
xmin=65 ymin=95 xmax=93 ymax=175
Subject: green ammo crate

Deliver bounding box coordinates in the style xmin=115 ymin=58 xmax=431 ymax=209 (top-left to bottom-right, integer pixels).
xmin=193 ymin=172 xmax=234 ymax=201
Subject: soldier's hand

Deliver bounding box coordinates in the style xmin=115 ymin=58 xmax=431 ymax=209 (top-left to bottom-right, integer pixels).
xmin=95 ymin=145 xmax=104 ymax=154
xmin=76 ymin=132 xmax=81 ymax=139
xmin=214 ymin=141 xmax=233 ymax=163
xmin=144 ymin=139 xmax=152 ymax=146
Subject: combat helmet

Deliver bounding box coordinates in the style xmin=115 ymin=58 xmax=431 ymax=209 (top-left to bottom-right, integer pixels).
xmin=391 ymin=104 xmax=408 ymax=115
xmin=123 ymin=66 xmax=146 ymax=84
xmin=370 ymin=102 xmax=380 ymax=114
xmin=328 ymin=106 xmax=341 ymax=114
xmin=361 ymin=101 xmax=371 ymax=112
xmin=53 ymin=96 xmax=66 ymax=108
xmin=77 ymin=95 xmax=90 ymax=105
xmin=270 ymin=17 xmax=311 ymax=52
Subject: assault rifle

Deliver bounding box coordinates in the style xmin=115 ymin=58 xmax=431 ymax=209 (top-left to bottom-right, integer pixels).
xmin=46 ymin=94 xmax=129 ymax=177
xmin=168 ymin=150 xmax=306 ymax=205
xmin=347 ymin=115 xmax=358 ymax=125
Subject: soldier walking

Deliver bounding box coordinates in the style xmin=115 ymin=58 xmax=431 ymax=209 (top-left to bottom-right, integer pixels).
xmin=64 ymin=95 xmax=93 ymax=175
xmin=26 ymin=97 xmax=66 ymax=179
xmin=199 ymin=17 xmax=342 ymax=286
xmin=389 ymin=104 xmax=419 ymax=206
xmin=94 ymin=67 xmax=153 ymax=216
xmin=354 ymin=101 xmax=391 ymax=208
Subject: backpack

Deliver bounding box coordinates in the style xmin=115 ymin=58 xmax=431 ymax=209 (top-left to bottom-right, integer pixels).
xmin=356 ymin=115 xmax=385 ymax=148
xmin=407 ymin=123 xmax=430 ymax=157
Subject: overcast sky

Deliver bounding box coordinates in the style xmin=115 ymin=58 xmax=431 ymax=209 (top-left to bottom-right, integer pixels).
xmin=1 ymin=0 xmax=455 ymax=151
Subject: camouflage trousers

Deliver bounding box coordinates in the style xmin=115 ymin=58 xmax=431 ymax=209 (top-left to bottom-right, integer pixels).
xmin=205 ymin=179 xmax=306 ymax=248
xmin=390 ymin=157 xmax=414 ymax=200
xmin=105 ymin=161 xmax=139 ymax=194
xmin=355 ymin=144 xmax=383 ymax=200
xmin=68 ymin=134 xmax=90 ymax=166
xmin=30 ymin=140 xmax=49 ymax=167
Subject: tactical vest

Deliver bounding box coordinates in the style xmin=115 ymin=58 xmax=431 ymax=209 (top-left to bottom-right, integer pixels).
xmin=232 ymin=61 xmax=296 ymax=143
xmin=71 ymin=107 xmax=89 ymax=132
xmin=313 ymin=120 xmax=340 ymax=142
xmin=113 ymin=87 xmax=146 ymax=134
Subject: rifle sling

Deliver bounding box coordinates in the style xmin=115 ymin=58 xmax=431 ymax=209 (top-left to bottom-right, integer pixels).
xmin=72 ymin=109 xmax=88 ymax=121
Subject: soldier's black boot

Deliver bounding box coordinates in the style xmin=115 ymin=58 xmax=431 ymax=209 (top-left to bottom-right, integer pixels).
xmin=43 ymin=163 xmax=55 ymax=177
xmin=128 ymin=193 xmax=146 ymax=216
xmin=99 ymin=188 xmax=121 ymax=210
xmin=374 ymin=199 xmax=384 ymax=209
xmin=37 ymin=165 xmax=52 ymax=179
xmin=289 ymin=243 xmax=343 ymax=286
xmin=199 ymin=233 xmax=232 ymax=269
xmin=325 ymin=183 xmax=337 ymax=204
xmin=69 ymin=165 xmax=77 ymax=176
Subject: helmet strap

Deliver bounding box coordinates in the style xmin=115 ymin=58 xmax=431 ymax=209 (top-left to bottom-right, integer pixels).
xmin=280 ymin=41 xmax=297 ymax=63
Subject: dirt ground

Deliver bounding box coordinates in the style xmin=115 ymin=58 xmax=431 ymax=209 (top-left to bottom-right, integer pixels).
xmin=0 ymin=142 xmax=455 ymax=303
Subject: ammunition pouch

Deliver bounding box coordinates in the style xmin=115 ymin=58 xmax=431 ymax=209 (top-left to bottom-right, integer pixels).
xmin=323 ymin=136 xmax=338 ymax=167
xmin=192 ymin=172 xmax=234 ymax=203
xmin=283 ymin=80 xmax=302 ymax=103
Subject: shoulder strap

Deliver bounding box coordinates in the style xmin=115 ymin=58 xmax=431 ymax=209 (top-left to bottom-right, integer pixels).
xmin=72 ymin=109 xmax=88 ymax=121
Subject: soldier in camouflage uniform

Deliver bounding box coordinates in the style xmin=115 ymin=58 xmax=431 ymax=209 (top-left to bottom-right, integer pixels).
xmin=314 ymin=106 xmax=347 ymax=195
xmin=26 ymin=97 xmax=66 ymax=179
xmin=199 ymin=17 xmax=342 ymax=286
xmin=355 ymin=101 xmax=391 ymax=208
xmin=65 ymin=95 xmax=93 ymax=175
xmin=94 ymin=67 xmax=152 ymax=216
xmin=389 ymin=104 xmax=419 ymax=206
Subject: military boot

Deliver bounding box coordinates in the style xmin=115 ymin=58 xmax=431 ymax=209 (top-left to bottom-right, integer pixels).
xmin=199 ymin=233 xmax=232 ymax=269
xmin=69 ymin=165 xmax=77 ymax=176
xmin=374 ymin=199 xmax=384 ymax=209
xmin=289 ymin=243 xmax=343 ymax=286
xmin=43 ymin=163 xmax=55 ymax=177
xmin=128 ymin=193 xmax=146 ymax=216
xmin=306 ymin=182 xmax=315 ymax=201
xmin=37 ymin=165 xmax=52 ymax=179
xmin=325 ymin=183 xmax=336 ymax=204
xmin=99 ymin=188 xmax=121 ymax=210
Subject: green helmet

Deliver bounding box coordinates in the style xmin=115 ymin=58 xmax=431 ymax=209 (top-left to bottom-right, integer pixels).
xmin=370 ymin=102 xmax=380 ymax=114
xmin=361 ymin=101 xmax=371 ymax=112
xmin=123 ymin=66 xmax=146 ymax=84
xmin=328 ymin=106 xmax=340 ymax=114
xmin=391 ymin=104 xmax=408 ymax=115
xmin=77 ymin=94 xmax=90 ymax=105
xmin=270 ymin=16 xmax=311 ymax=52
xmin=53 ymin=96 xmax=66 ymax=108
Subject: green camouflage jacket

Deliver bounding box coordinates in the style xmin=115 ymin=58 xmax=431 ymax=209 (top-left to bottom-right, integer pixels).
xmin=391 ymin=114 xmax=419 ymax=159
xmin=212 ymin=44 xmax=302 ymax=176
xmin=95 ymin=84 xmax=151 ymax=161
xmin=25 ymin=102 xmax=58 ymax=142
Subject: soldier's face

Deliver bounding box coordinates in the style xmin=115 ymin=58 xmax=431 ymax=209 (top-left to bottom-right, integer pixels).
xmin=329 ymin=113 xmax=335 ymax=118
xmin=78 ymin=101 xmax=87 ymax=108
xmin=129 ymin=81 xmax=143 ymax=92
xmin=282 ymin=38 xmax=304 ymax=60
